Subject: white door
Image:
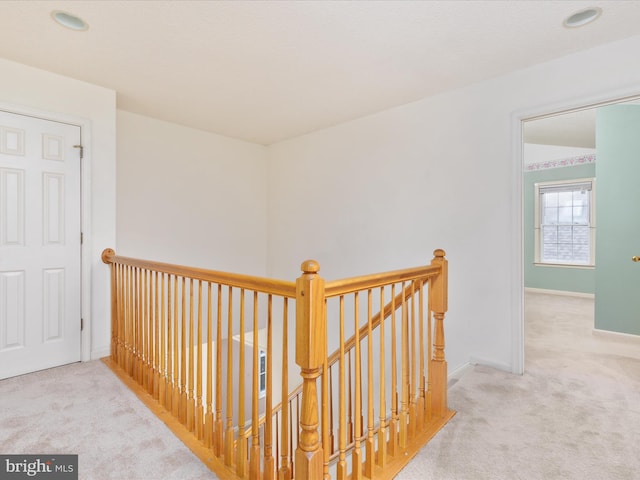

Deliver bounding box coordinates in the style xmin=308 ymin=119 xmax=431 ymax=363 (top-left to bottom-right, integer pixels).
xmin=0 ymin=110 xmax=82 ymax=379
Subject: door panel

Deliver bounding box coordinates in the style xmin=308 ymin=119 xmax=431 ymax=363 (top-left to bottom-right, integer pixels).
xmin=595 ymin=104 xmax=640 ymax=335
xmin=0 ymin=110 xmax=81 ymax=379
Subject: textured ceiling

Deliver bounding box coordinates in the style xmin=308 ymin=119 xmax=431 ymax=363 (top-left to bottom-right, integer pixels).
xmin=1 ymin=1 xmax=640 ymax=145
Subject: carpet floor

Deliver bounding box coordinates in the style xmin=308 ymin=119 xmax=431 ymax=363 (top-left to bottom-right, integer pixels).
xmin=1 ymin=291 xmax=638 ymax=479
xmin=397 ymin=292 xmax=640 ymax=480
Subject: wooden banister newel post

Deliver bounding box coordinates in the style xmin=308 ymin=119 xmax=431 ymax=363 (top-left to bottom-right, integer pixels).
xmin=295 ymin=260 xmax=325 ymax=480
xmin=429 ymin=249 xmax=448 ymax=417
xmin=102 ymin=249 xmax=117 ymax=361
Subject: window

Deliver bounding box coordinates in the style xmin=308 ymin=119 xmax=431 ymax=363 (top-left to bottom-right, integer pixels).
xmin=534 ymin=179 xmax=595 ymax=266
xmin=258 ymin=350 xmax=266 ymax=398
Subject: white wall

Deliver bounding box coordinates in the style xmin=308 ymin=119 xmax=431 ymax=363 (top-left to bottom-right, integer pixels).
xmin=268 ymin=35 xmax=640 ymax=374
xmin=0 ymin=57 xmax=116 ymax=360
xmin=116 ymin=111 xmax=268 ymax=275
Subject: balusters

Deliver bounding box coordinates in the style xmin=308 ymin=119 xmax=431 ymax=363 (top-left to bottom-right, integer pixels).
xmin=180 ymin=277 xmax=187 ymax=424
xmin=400 ymin=281 xmax=409 ymax=448
xmin=378 ymin=285 xmax=387 ymax=467
xmin=417 ymin=280 xmax=426 ymax=428
xmin=224 ymin=286 xmax=234 ymax=467
xmin=187 ymin=279 xmax=195 ymax=431
xmin=389 ymin=283 xmax=398 ymax=456
xmin=159 ymin=273 xmax=167 ymax=408
xmin=279 ymin=298 xmax=291 ymax=480
xmin=352 ymin=291 xmax=363 ymax=480
xmin=143 ymin=269 xmax=149 ymax=392
xmin=205 ymin=282 xmax=213 ymax=448
xmin=127 ymin=265 xmax=133 ymax=377
xmin=250 ymin=291 xmax=260 ymax=480
xmin=172 ymin=276 xmax=180 ymax=418
xmin=153 ymin=271 xmax=160 ymax=399
xmin=328 ymin=365 xmax=335 ymax=454
xmin=426 ymin=281 xmax=433 ymax=421
xmin=195 ymin=280 xmax=204 ymax=440
xmin=409 ymin=281 xmax=417 ymax=439
xmin=337 ymin=295 xmax=347 ymax=480
xmin=264 ymin=295 xmax=275 ymax=480
xmin=237 ymin=289 xmax=246 ymax=477
xmin=215 ymin=283 xmax=223 ymax=457
xmin=365 ymin=290 xmax=374 ymax=478
xmin=165 ymin=274 xmax=173 ymax=411
xmin=348 ymin=350 xmax=353 ymax=445
xmin=137 ymin=268 xmax=143 ymax=383
xmin=146 ymin=269 xmax=153 ymax=393
xmin=166 ymin=274 xmax=174 ymax=412
xmin=322 ymin=302 xmax=330 ymax=480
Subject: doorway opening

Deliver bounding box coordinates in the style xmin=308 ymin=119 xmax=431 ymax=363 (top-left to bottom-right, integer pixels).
xmin=518 ymin=96 xmax=640 ymax=373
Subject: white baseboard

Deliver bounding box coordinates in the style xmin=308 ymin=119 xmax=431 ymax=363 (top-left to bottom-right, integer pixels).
xmin=468 ymin=356 xmax=512 ymax=373
xmin=91 ymin=346 xmax=111 ymax=360
xmin=525 ymin=287 xmax=594 ymax=299
xmin=447 ymin=362 xmax=473 ymax=387
xmin=448 ymin=362 xmax=472 ymax=379
xmin=593 ymin=328 xmax=640 ymax=344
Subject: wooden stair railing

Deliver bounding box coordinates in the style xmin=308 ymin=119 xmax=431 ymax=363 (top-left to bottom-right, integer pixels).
xmin=102 ymin=248 xmax=453 ymax=480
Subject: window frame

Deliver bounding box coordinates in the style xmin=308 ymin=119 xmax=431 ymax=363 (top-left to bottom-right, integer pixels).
xmin=534 ymin=177 xmax=596 ymax=268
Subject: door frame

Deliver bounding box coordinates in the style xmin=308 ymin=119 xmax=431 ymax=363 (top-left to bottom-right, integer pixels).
xmin=0 ymin=101 xmax=93 ymax=363
xmin=510 ymin=85 xmax=640 ymax=375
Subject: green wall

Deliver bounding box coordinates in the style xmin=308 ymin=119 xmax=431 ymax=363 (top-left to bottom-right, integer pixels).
xmin=595 ymin=105 xmax=640 ymax=335
xmin=524 ymin=163 xmax=595 ymax=294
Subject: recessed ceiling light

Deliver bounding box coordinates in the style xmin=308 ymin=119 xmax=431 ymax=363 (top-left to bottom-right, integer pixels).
xmin=563 ymin=7 xmax=602 ymax=28
xmin=51 ymin=10 xmax=89 ymax=31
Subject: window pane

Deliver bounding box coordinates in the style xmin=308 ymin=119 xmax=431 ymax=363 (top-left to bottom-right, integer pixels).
xmin=542 ymin=244 xmax=558 ymax=262
xmin=573 ymin=190 xmax=589 ymax=207
xmin=543 ymin=207 xmax=558 ymax=224
xmin=557 ymin=226 xmax=572 ymax=244
xmin=558 ymin=191 xmax=573 ymax=205
xmin=573 ymin=226 xmax=589 ymax=245
xmin=573 ymin=244 xmax=590 ymax=262
xmin=558 ymin=206 xmax=573 ymax=224
xmin=572 ymin=206 xmax=588 ymax=224
xmin=558 ymin=244 xmax=573 ymax=261
xmin=542 ymin=225 xmax=557 ymax=243
xmin=543 ymin=192 xmax=559 ymax=208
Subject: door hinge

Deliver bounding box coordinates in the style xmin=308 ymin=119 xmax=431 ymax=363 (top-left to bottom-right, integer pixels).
xmin=81 ymin=232 xmax=84 ymax=245
xmin=73 ymin=144 xmax=84 ymax=159
xmin=81 ymin=318 xmax=84 ymax=331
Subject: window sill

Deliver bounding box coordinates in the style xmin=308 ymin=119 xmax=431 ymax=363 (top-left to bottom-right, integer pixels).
xmin=534 ymin=262 xmax=594 ymax=270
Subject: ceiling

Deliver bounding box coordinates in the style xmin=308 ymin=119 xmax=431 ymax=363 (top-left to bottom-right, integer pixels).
xmin=2 ymin=1 xmax=640 ymax=145
xmin=524 ymin=109 xmax=597 ymax=148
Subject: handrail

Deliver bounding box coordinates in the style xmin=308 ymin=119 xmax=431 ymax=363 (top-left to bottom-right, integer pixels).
xmin=101 ymin=249 xmax=297 ymax=298
xmin=324 ymin=264 xmax=441 ymax=297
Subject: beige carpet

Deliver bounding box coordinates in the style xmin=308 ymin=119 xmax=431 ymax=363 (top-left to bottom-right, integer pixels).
xmin=0 ymin=360 xmax=216 ymax=479
xmin=1 ymin=291 xmax=639 ymax=479
xmin=398 ymin=292 xmax=640 ymax=480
